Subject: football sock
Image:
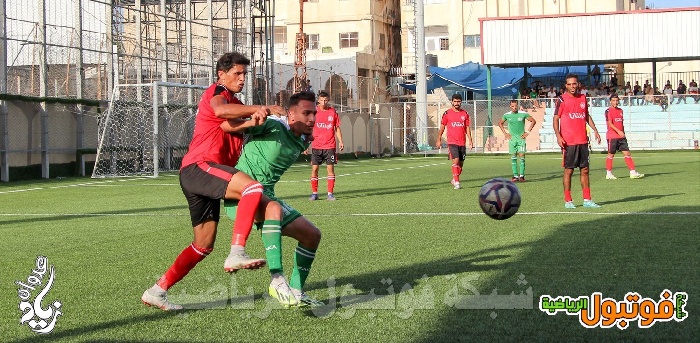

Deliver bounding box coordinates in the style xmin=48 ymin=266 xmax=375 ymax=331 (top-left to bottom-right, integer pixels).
xmin=290 ymin=245 xmax=316 ymax=290
xmin=260 ymin=220 xmax=283 ymax=274
xmin=606 ymin=156 xmax=614 ymax=171
xmin=311 ymin=177 xmax=318 ymax=194
xmin=231 ymin=182 xmax=263 ymax=246
xmin=519 ymin=157 xmax=526 ymax=176
xmin=564 ymin=190 xmax=573 ymax=202
xmin=583 ymin=188 xmax=592 ymax=201
xmin=452 ymin=164 xmax=462 ymax=182
xmin=624 ymin=155 xmax=636 ymax=170
xmin=327 ymin=174 xmax=335 ymax=194
xmin=156 ymin=243 xmax=212 ymax=290
xmin=510 ymin=156 xmax=518 ymax=176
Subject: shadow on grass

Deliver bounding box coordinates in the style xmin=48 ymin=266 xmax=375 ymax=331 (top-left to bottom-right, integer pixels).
xmin=595 ymin=193 xmax=685 ymax=206
xmin=410 ymin=205 xmax=700 ymax=342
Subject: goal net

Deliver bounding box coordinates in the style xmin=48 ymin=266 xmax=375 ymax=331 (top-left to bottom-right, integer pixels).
xmin=92 ymin=82 xmax=207 ymax=178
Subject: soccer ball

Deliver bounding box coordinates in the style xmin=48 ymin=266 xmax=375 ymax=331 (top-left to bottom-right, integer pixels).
xmin=478 ymin=178 xmax=521 ymax=220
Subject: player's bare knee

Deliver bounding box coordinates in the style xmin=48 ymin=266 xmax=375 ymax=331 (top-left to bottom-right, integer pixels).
xmin=305 ymin=228 xmax=321 ymax=249
xmin=265 ymin=200 xmax=282 ymax=220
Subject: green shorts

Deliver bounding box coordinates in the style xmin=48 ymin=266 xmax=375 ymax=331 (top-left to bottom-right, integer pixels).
xmin=509 ymin=139 xmax=526 ymax=155
xmin=223 ymin=191 xmax=302 ymax=229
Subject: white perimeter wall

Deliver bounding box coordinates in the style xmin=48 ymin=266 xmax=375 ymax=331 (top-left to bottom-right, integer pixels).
xmin=481 ymin=9 xmax=700 ymax=66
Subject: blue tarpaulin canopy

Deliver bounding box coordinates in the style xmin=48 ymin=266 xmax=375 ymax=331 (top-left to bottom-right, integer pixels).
xmin=400 ymin=62 xmax=602 ymax=96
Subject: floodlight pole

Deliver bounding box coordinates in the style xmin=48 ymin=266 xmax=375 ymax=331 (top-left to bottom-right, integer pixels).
xmin=415 ymin=0 xmax=428 ymax=148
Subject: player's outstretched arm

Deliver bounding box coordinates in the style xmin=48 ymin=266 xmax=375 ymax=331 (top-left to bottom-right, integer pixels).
xmin=212 ymin=95 xmax=286 ymax=119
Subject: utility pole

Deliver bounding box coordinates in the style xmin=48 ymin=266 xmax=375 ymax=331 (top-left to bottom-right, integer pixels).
xmin=293 ymin=0 xmax=307 ymax=93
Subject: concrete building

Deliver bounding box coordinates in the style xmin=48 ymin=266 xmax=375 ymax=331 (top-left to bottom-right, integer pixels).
xmin=399 ymin=0 xmax=698 ymax=89
xmin=272 ymin=0 xmax=401 ymax=108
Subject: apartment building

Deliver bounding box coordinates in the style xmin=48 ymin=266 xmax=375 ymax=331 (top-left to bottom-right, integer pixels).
xmin=273 ymin=0 xmax=401 ymax=107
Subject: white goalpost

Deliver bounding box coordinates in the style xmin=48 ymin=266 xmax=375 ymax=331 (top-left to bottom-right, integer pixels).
xmin=92 ymin=81 xmax=207 ymax=178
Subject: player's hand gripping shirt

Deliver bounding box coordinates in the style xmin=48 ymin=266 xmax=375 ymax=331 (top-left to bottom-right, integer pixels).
xmin=236 ymin=117 xmax=310 ymax=193
xmin=441 ymin=108 xmax=471 ymax=146
xmin=181 ymin=84 xmax=245 ymax=169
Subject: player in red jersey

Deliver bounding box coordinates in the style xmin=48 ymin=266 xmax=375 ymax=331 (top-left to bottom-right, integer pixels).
xmin=553 ymin=74 xmax=602 ymax=209
xmin=605 ymin=94 xmax=645 ymax=180
xmin=436 ymin=93 xmax=473 ymax=189
xmin=309 ymin=91 xmax=344 ymax=201
xmin=141 ymin=52 xmax=286 ymax=310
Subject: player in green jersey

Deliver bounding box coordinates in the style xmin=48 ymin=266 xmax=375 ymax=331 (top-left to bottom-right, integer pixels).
xmin=498 ymin=100 xmax=537 ymax=182
xmin=222 ymin=91 xmax=324 ymax=308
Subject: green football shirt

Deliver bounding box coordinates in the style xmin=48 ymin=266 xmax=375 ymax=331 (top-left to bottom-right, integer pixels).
xmin=502 ymin=112 xmax=532 ymax=140
xmin=235 ymin=117 xmax=309 ymax=193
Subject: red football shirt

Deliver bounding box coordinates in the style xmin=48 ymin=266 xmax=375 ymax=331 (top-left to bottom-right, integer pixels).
xmin=312 ymin=106 xmax=340 ymax=149
xmin=441 ymin=108 xmax=470 ymax=146
xmin=180 ymin=84 xmax=245 ymax=169
xmin=605 ymin=107 xmax=624 ymax=140
xmin=554 ymin=93 xmax=589 ymax=145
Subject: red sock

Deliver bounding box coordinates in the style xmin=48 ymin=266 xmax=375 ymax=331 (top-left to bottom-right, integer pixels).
xmin=311 ymin=177 xmax=318 ymax=193
xmin=564 ymin=190 xmax=573 ymax=202
xmin=605 ymin=156 xmax=613 ymax=171
xmin=583 ymin=188 xmax=591 ymax=200
xmin=452 ymin=165 xmax=461 ymax=182
xmin=624 ymin=156 xmax=635 ymax=170
xmin=327 ymin=174 xmax=335 ymax=194
xmin=157 ymin=243 xmax=212 ymax=290
xmin=231 ymin=182 xmax=263 ymax=246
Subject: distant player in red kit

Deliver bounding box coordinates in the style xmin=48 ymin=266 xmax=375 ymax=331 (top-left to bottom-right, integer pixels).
xmin=605 ymin=94 xmax=645 ymax=180
xmin=553 ymin=74 xmax=602 ymax=209
xmin=309 ymin=91 xmax=344 ymax=201
xmin=141 ymin=52 xmax=286 ymax=310
xmin=436 ymin=93 xmax=473 ymax=189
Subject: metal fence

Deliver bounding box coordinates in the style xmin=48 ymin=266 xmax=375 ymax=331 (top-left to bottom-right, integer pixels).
xmin=370 ymin=96 xmax=700 ymax=155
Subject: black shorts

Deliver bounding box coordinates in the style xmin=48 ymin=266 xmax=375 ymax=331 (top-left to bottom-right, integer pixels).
xmin=562 ymin=144 xmax=590 ymax=169
xmin=607 ymin=138 xmax=630 ymax=154
xmin=180 ymin=161 xmax=239 ymax=227
xmin=311 ymin=148 xmax=337 ymax=165
xmin=448 ymin=145 xmax=467 ymax=161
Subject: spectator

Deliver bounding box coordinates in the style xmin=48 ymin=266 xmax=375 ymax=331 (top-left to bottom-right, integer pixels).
xmin=676 ymin=80 xmax=687 ymax=104
xmin=592 ymin=65 xmax=602 ymax=85
xmin=663 ymin=83 xmax=674 ymax=104
xmin=688 ymin=79 xmax=699 ymax=103
xmin=588 ymin=86 xmax=599 ymax=106
xmin=625 ymin=84 xmax=634 ymax=106
xmin=610 ymin=73 xmax=618 ymax=87
xmin=547 ymin=86 xmax=558 ymax=107
xmin=644 ymin=85 xmax=655 ymax=105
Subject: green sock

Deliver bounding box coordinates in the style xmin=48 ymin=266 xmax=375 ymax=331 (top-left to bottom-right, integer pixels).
xmin=519 ymin=156 xmax=526 ymax=176
xmin=260 ymin=220 xmax=282 ymax=274
xmin=510 ymin=156 xmax=518 ymax=176
xmin=289 ymin=245 xmax=316 ymax=290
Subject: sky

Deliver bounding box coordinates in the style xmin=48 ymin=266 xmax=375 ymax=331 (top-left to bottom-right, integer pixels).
xmin=645 ymin=0 xmax=700 ymax=8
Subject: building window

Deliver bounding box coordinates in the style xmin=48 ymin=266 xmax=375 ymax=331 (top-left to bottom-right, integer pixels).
xmin=439 ymin=38 xmax=449 ymax=50
xmin=274 ymin=27 xmax=287 ymax=50
xmin=306 ymin=34 xmax=319 ymax=50
xmin=339 ymin=32 xmax=359 ymax=48
xmin=379 ymin=33 xmax=386 ymax=50
xmin=425 ymin=25 xmax=448 ymax=51
xmin=464 ymin=34 xmax=480 ymax=48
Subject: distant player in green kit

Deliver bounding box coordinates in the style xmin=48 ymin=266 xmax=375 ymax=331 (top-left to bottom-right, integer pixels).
xmin=222 ymin=91 xmax=324 ymax=308
xmin=498 ymin=100 xmax=537 ymax=182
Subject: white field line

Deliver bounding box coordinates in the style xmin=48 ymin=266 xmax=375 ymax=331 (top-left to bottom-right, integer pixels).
xmin=0 ymin=211 xmax=698 ymax=217
xmin=0 ymin=162 xmax=447 ymax=193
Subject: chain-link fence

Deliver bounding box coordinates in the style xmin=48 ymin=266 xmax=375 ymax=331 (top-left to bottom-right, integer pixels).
xmin=370 ymin=96 xmax=700 ymax=155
